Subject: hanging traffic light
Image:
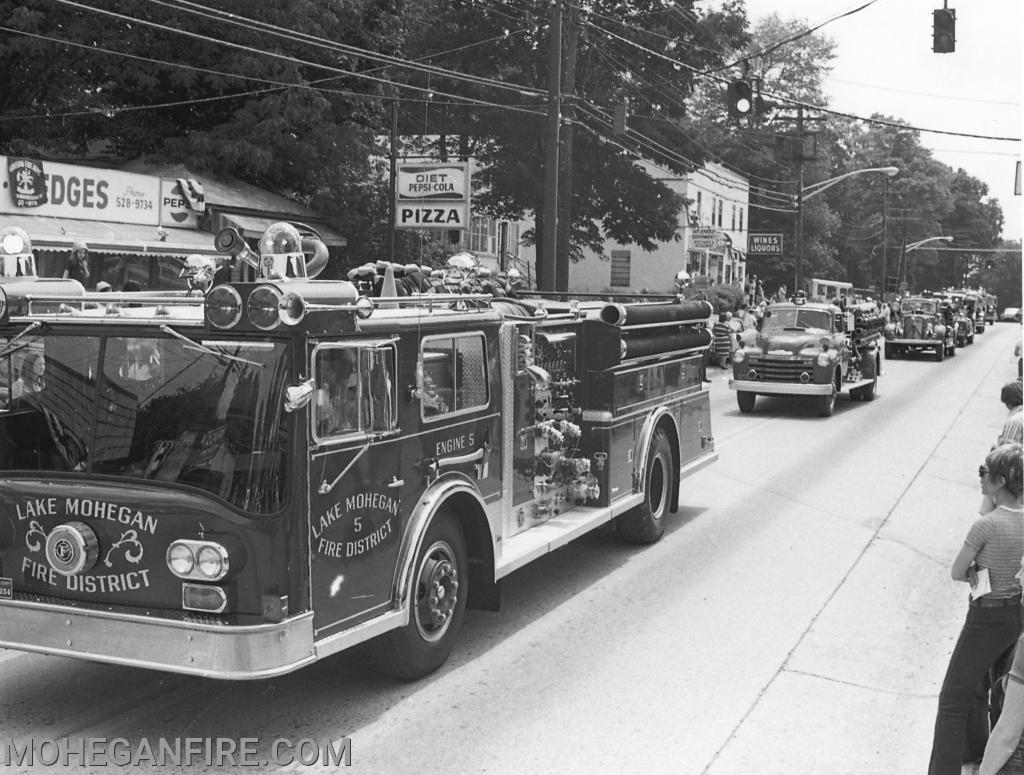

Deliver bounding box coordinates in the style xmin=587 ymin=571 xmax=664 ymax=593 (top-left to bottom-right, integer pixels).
xmin=726 ymin=80 xmax=753 ymax=119
xmin=932 ymin=8 xmax=955 ymax=53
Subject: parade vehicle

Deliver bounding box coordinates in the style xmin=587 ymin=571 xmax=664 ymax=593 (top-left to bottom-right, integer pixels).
xmin=0 ymin=223 xmax=716 ymax=680
xmin=728 ymin=282 xmax=886 ymax=417
xmin=961 ymin=290 xmax=986 ymax=334
xmin=981 ymin=292 xmax=997 ymax=325
xmin=938 ymin=290 xmax=975 ymax=347
xmin=883 ymin=295 xmax=957 ymax=361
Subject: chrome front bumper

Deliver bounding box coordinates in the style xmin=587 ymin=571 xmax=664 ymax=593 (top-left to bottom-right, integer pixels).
xmin=729 ymin=379 xmax=832 ymax=396
xmin=887 ymin=338 xmax=941 ymax=347
xmin=0 ymin=599 xmax=315 ymax=679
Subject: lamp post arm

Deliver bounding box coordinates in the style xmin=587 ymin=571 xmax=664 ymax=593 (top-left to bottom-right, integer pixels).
xmin=801 ymin=166 xmax=900 ymax=202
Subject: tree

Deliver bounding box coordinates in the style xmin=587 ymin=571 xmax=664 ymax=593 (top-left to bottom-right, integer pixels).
xmin=0 ymin=0 xmax=417 ymax=265
xmin=396 ymin=0 xmax=749 ymax=288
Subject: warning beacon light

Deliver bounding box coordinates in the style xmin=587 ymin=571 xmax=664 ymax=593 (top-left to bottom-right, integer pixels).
xmin=257 ymin=222 xmax=307 ymax=281
xmin=0 ymin=225 xmax=37 ymax=278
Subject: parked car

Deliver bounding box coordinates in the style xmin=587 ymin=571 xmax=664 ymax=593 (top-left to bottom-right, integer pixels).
xmin=1000 ymin=307 xmax=1022 ymax=323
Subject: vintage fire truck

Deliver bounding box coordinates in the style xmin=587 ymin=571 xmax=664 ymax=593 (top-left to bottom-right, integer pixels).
xmin=728 ymin=284 xmax=885 ymax=417
xmin=883 ymin=295 xmax=957 ymax=361
xmin=938 ymin=290 xmax=975 ymax=347
xmin=0 ymin=223 xmax=716 ymax=680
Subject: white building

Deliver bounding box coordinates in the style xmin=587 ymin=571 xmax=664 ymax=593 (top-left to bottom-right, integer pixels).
xmin=516 ymin=161 xmax=750 ymax=294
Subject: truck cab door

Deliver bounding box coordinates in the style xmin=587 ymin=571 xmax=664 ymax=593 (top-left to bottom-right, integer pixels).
xmin=308 ymin=341 xmax=405 ymax=637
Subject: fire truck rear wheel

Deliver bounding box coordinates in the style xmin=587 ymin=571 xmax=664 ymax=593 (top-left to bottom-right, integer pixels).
xmin=936 ymin=344 xmax=945 ymax=362
xmin=617 ymin=428 xmax=673 ymax=545
xmin=372 ymin=510 xmax=468 ymax=680
xmin=884 ymin=343 xmax=895 ymax=360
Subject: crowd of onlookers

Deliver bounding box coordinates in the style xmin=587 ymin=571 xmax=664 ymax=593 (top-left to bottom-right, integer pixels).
xmin=930 ymin=352 xmax=1024 ymax=773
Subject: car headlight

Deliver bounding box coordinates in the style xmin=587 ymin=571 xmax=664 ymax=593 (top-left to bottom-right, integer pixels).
xmin=816 ymin=351 xmax=832 ymax=367
xmin=933 ymin=324 xmax=944 ymax=336
xmin=883 ymin=323 xmax=895 ymax=334
xmin=732 ymin=349 xmax=746 ymax=363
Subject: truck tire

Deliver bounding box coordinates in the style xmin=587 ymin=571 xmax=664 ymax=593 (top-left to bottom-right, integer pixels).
xmin=884 ymin=343 xmax=894 ymax=360
xmin=936 ymin=343 xmax=945 ymax=362
xmin=819 ymin=390 xmax=836 ymax=417
xmin=736 ymin=391 xmax=756 ymax=413
xmin=372 ymin=510 xmax=467 ymax=680
xmin=617 ymin=428 xmax=672 ymax=545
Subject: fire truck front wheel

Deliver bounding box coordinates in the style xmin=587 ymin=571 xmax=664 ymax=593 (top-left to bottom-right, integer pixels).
xmin=373 ymin=510 xmax=468 ymax=680
xmin=617 ymin=428 xmax=673 ymax=544
xmin=736 ymin=391 xmax=756 ymax=413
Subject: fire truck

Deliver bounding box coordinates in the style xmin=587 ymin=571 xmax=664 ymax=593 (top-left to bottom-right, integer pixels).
xmin=728 ymin=281 xmax=886 ymax=417
xmin=0 ymin=224 xmax=716 ymax=680
xmin=884 ymin=295 xmax=957 ymax=361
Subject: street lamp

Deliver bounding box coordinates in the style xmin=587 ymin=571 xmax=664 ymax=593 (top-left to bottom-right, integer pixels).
xmin=794 ymin=166 xmax=899 ymax=294
xmin=906 ymin=235 xmax=953 ymax=252
xmin=902 ymin=235 xmax=953 ymax=291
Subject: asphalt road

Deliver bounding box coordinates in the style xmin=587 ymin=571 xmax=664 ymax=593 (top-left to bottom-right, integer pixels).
xmin=1 ymin=322 xmax=1021 ymax=775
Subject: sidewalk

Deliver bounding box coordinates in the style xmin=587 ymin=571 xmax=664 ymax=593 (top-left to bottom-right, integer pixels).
xmin=708 ymin=332 xmax=1022 ymax=774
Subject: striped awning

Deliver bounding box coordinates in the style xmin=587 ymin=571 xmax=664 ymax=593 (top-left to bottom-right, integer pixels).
xmin=0 ymin=213 xmax=217 ymax=256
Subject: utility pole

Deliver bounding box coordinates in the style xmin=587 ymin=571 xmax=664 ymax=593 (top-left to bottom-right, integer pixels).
xmin=555 ymin=0 xmax=579 ymax=293
xmin=540 ymin=0 xmax=562 ymax=292
xmin=881 ymin=176 xmax=889 ymax=298
xmin=793 ymin=106 xmax=805 ymax=294
xmin=388 ymin=94 xmax=399 ymax=263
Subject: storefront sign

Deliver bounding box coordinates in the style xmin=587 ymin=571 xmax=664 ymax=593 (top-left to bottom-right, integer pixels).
xmin=395 ymin=163 xmax=470 ymax=230
xmin=1 ymin=156 xmax=160 ymax=226
xmin=748 ymin=232 xmax=784 ymax=255
xmin=691 ymin=227 xmax=725 ymax=249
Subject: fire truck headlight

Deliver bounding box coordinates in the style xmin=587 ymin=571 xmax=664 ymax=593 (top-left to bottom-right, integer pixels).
xmin=932 ymin=324 xmax=944 ymax=337
xmin=166 ymin=539 xmax=239 ymax=582
xmin=355 ymin=295 xmax=374 ymax=319
xmin=732 ymin=348 xmax=746 ymax=364
xmin=167 ymin=543 xmax=195 ymax=575
xmin=883 ymin=323 xmax=894 ymax=335
xmin=247 ymin=285 xmax=283 ymax=330
xmin=205 ymin=285 xmax=243 ymax=329
xmin=816 ymin=351 xmax=833 ymax=367
xmin=196 ymin=545 xmax=228 ymax=579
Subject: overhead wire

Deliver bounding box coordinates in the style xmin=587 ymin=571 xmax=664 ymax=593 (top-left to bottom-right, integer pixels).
xmin=0 ymin=25 xmax=547 ymax=122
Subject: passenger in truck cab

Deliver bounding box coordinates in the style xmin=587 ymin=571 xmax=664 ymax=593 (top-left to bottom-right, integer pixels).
xmin=10 ymin=351 xmax=44 ymax=403
xmin=316 ymin=349 xmax=360 ymax=436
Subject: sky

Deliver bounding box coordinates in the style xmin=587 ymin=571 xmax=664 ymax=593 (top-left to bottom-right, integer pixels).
xmin=705 ymin=0 xmax=1022 ymax=243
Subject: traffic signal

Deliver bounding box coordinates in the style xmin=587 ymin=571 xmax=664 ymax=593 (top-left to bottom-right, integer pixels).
xmin=726 ymin=80 xmax=753 ymax=119
xmin=933 ymin=8 xmax=955 ymax=53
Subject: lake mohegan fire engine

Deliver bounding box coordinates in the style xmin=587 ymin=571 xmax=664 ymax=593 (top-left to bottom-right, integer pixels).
xmin=0 ymin=223 xmax=716 ymax=679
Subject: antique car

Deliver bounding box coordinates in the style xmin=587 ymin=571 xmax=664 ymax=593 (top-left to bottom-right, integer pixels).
xmin=729 ymin=297 xmax=883 ymax=417
xmin=883 ymin=296 xmax=956 ymax=361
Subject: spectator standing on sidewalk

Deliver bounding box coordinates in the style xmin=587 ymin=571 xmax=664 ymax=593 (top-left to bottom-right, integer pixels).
xmin=998 ymin=381 xmax=1023 ymax=447
xmin=712 ymin=312 xmax=733 ymax=369
xmin=929 ymin=443 xmax=1024 ymax=775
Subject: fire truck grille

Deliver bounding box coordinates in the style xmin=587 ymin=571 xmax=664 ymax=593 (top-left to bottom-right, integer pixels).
xmin=747 ymin=357 xmax=813 ymax=382
xmin=901 ymin=315 xmax=928 ymax=338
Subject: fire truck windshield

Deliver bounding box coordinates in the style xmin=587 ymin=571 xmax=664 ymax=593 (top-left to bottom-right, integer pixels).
xmin=762 ymin=308 xmax=831 ymax=333
xmin=0 ymin=332 xmax=290 ymax=513
xmin=900 ymin=300 xmax=937 ymax=315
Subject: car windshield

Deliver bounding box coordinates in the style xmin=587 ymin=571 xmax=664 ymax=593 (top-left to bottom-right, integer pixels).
xmin=900 ymin=300 xmax=936 ymax=315
xmin=762 ymin=307 xmax=831 ymax=332
xmin=0 ymin=331 xmax=290 ymax=513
